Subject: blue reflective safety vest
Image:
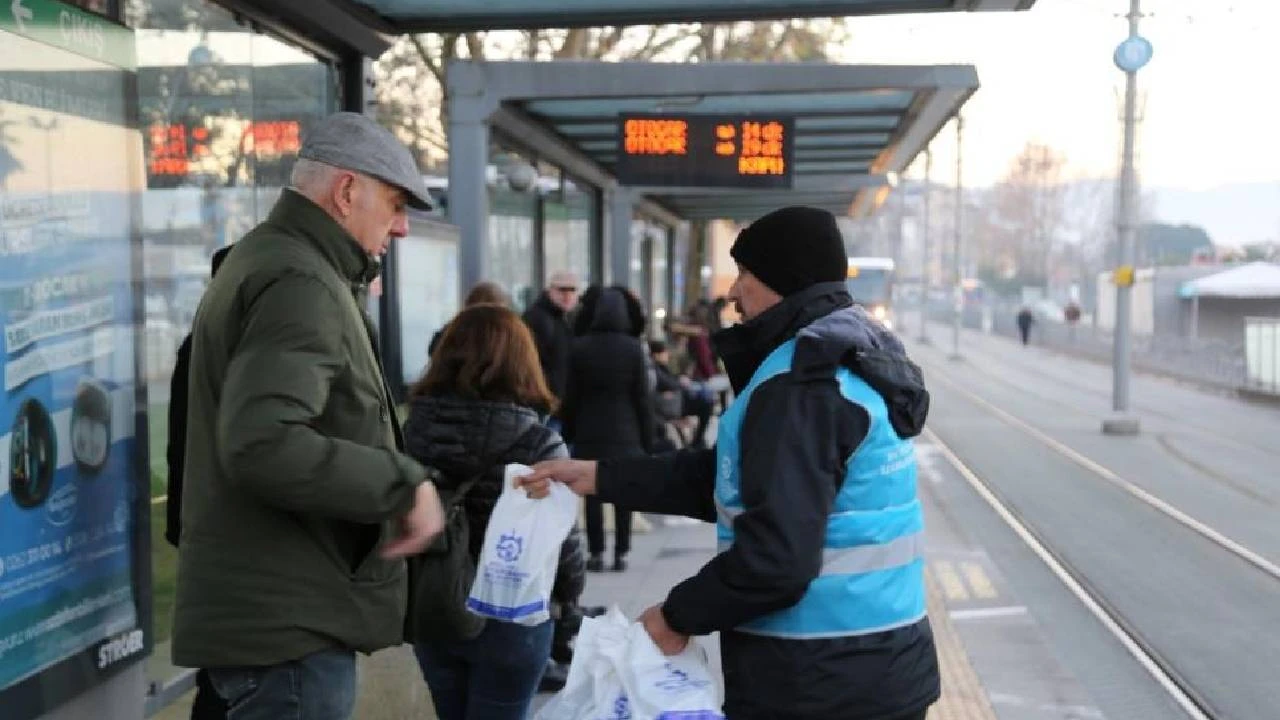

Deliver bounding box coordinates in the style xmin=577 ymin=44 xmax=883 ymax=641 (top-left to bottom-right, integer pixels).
xmin=714 ymin=337 xmax=926 ymax=639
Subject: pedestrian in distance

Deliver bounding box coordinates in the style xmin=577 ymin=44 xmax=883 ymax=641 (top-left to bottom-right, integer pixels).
xmin=1017 ymin=306 xmax=1035 ymax=346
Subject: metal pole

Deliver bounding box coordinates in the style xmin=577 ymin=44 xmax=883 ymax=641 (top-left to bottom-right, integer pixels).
xmin=1104 ymin=0 xmax=1143 ymax=435
xmin=918 ymin=149 xmax=932 ymax=344
xmin=608 ymin=188 xmax=635 ymax=286
xmin=448 ymin=108 xmax=491 ymax=296
xmin=894 ymin=178 xmax=906 ymax=277
xmin=949 ymin=115 xmax=964 ymax=360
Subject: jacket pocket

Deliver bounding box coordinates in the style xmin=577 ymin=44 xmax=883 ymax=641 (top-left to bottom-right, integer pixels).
xmin=206 ymin=666 xmax=260 ymax=707
xmin=350 ymin=538 xmax=404 ymax=584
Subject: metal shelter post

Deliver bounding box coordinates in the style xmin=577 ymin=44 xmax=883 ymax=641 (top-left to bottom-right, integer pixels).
xmin=918 ymin=149 xmax=932 ymax=344
xmin=949 ymin=115 xmax=964 ymax=361
xmin=685 ymin=219 xmax=708 ymax=304
xmin=447 ymin=101 xmax=492 ymax=295
xmin=608 ymin=188 xmax=635 ymax=286
xmin=894 ymin=179 xmax=906 ymax=279
xmin=1103 ymin=0 xmax=1145 ymax=436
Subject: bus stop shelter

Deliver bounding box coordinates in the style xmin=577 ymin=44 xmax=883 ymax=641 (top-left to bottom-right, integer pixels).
xmin=445 ymin=60 xmax=980 ymax=290
xmin=347 ymin=0 xmax=1034 ymax=31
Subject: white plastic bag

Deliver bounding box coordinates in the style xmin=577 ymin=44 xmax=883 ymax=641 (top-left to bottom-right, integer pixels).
xmin=612 ymin=622 xmax=723 ymax=719
xmin=536 ymin=607 xmax=725 ymax=720
xmin=465 ymin=463 xmax=578 ymax=626
xmin=535 ymin=608 xmax=632 ymax=720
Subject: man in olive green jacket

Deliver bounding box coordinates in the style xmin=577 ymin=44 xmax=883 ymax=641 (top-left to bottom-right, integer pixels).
xmin=173 ymin=113 xmax=445 ymax=720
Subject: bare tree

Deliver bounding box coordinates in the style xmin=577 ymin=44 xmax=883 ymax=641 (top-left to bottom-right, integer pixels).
xmin=978 ymin=142 xmax=1068 ymax=290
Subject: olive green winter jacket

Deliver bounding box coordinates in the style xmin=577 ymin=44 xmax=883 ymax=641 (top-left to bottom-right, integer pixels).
xmin=172 ymin=189 xmax=427 ymax=668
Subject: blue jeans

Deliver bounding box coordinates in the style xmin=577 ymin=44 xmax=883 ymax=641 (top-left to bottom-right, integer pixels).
xmin=206 ymin=648 xmax=355 ymax=720
xmin=414 ymin=619 xmax=554 ymax=720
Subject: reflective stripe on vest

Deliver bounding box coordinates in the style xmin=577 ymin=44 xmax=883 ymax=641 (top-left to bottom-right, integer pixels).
xmin=714 ymin=336 xmax=927 ymax=639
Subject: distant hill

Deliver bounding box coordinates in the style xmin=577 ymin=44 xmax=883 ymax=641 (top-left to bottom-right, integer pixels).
xmin=1147 ymin=182 xmax=1280 ymax=248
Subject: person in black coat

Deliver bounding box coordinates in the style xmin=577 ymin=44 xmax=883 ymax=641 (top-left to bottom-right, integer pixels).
xmin=562 ymin=285 xmax=656 ymax=573
xmin=522 ymin=271 xmax=579 ymax=404
xmin=164 ymin=244 xmax=233 ymax=720
xmin=403 ymin=304 xmax=585 ymax=720
xmin=1016 ymin=306 xmax=1035 ymax=346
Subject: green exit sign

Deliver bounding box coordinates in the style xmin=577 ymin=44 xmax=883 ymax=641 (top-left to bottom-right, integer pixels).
xmin=2 ymin=0 xmax=135 ymax=70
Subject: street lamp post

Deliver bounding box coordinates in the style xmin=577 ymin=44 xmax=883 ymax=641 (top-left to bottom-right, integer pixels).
xmin=918 ymin=149 xmax=932 ymax=345
xmin=949 ymin=115 xmax=964 ymax=361
xmin=1103 ymin=0 xmax=1150 ymax=436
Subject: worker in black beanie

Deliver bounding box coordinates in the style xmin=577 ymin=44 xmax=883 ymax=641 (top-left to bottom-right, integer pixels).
xmin=516 ymin=199 xmax=937 ymax=719
xmin=729 ymin=205 xmax=849 ymax=297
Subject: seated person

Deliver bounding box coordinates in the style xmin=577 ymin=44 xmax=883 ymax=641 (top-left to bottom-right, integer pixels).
xmin=648 ymin=340 xmax=714 ymax=449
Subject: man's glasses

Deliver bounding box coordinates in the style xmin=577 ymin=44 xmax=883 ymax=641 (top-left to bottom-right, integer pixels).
xmin=553 ymin=286 xmax=578 ymax=293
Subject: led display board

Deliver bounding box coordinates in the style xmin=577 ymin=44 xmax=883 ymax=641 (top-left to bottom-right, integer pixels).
xmin=614 ymin=114 xmax=794 ymax=189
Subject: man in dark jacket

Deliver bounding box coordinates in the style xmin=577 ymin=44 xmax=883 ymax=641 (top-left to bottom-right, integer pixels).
xmin=173 ymin=112 xmax=446 ymax=720
xmin=520 ymin=206 xmax=939 ymax=720
xmin=164 ymin=244 xmax=233 ymax=720
xmin=523 ymin=270 xmax=578 ymax=402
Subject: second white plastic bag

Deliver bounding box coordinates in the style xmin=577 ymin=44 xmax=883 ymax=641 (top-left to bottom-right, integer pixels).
xmin=534 ymin=608 xmax=632 ymax=720
xmin=536 ymin=607 xmax=725 ymax=720
xmin=465 ymin=463 xmax=579 ymax=626
xmin=610 ymin=620 xmax=723 ymax=719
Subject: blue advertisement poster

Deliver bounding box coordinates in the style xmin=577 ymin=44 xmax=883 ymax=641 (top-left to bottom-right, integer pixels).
xmin=0 ymin=3 xmax=146 ymax=711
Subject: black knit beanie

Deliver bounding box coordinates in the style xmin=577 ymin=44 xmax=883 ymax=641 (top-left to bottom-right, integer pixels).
xmin=730 ymin=206 xmax=848 ymax=297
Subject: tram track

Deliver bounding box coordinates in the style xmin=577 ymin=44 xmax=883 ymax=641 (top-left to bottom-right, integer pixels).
xmin=919 ymin=355 xmax=1280 ymax=719
xmin=928 ymin=332 xmax=1280 ymax=464
xmin=925 ymin=426 xmax=1217 ymax=720
xmin=925 ymin=360 xmax=1280 ymax=584
xmin=911 ymin=331 xmax=1280 ymax=513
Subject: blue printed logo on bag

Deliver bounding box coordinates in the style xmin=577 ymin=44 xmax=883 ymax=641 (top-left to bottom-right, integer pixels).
xmin=496 ymin=531 xmax=524 ymax=562
xmin=654 ymin=663 xmax=711 ymax=694
xmin=606 ymin=693 xmax=632 ymax=720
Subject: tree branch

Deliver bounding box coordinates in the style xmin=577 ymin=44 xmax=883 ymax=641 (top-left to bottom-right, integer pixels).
xmin=634 ymin=30 xmax=696 ymax=61
xmin=409 ymin=34 xmax=446 ymax=88
xmin=768 ymin=24 xmax=797 ymax=61
xmin=465 ymin=32 xmax=484 ymax=60
xmin=594 ymin=25 xmax=628 ymax=58
xmin=556 ymin=28 xmax=589 ymax=59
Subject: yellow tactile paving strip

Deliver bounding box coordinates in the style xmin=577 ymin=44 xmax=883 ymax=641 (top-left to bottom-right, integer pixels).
xmin=927 ymin=573 xmax=1001 ymax=720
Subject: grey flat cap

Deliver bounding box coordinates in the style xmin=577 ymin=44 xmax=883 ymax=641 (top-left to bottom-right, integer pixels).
xmin=298 ymin=112 xmax=433 ymax=210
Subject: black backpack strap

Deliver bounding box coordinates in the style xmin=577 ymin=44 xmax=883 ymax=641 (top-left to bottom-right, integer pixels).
xmin=438 ymin=459 xmax=501 ymax=512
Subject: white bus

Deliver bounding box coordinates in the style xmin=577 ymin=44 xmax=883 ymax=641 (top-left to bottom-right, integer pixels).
xmin=846 ymin=257 xmax=896 ymax=329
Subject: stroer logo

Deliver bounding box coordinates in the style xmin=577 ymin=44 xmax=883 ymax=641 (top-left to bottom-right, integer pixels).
xmin=46 ymin=482 xmax=78 ymax=526
xmin=97 ymin=629 xmax=144 ymax=669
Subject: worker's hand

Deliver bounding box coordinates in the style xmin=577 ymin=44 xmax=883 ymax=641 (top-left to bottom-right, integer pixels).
xmin=515 ymin=459 xmax=598 ymax=498
xmin=640 ymin=604 xmax=689 ymax=656
xmin=381 ymin=480 xmax=446 ymax=558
